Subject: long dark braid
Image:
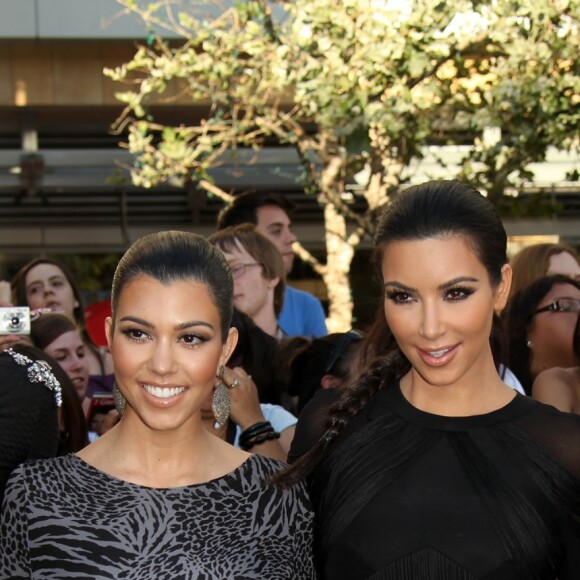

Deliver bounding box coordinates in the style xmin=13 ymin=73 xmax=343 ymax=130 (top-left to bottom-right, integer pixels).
xmin=323 ymin=350 xmax=410 ymax=443
xmin=273 ymin=347 xmax=410 ymax=487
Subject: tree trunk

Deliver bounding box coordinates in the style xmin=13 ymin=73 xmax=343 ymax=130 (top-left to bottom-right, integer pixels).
xmin=321 ymin=202 xmax=354 ymax=332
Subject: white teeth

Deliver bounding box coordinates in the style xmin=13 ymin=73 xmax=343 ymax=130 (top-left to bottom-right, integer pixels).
xmin=428 ymin=348 xmax=451 ymax=358
xmin=143 ymin=385 xmax=185 ymax=398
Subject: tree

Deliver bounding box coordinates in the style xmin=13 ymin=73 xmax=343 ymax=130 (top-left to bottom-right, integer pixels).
xmin=107 ymin=0 xmax=579 ymax=331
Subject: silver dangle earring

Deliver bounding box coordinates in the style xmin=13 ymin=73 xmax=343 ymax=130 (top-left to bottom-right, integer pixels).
xmin=526 ymin=338 xmax=533 ymax=348
xmin=212 ymin=365 xmax=230 ymax=429
xmin=113 ymin=382 xmax=127 ymax=417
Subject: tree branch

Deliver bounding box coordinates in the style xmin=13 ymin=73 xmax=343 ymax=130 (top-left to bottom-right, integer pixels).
xmin=197 ymin=179 xmax=234 ymax=203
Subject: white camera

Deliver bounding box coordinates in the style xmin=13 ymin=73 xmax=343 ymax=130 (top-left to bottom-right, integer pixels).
xmin=0 ymin=307 xmax=31 ymax=335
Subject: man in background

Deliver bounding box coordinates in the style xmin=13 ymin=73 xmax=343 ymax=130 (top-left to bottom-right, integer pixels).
xmin=209 ymin=224 xmax=285 ymax=339
xmin=217 ymin=192 xmax=327 ymax=338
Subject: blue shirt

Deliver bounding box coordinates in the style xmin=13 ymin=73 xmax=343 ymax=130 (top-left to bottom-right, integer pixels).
xmin=278 ymin=285 xmax=327 ymax=338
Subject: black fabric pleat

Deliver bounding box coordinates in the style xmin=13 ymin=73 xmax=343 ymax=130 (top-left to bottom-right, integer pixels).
xmin=447 ymin=430 xmax=558 ymax=580
xmin=366 ymin=548 xmax=477 ymax=580
xmin=311 ymin=407 xmax=440 ymax=554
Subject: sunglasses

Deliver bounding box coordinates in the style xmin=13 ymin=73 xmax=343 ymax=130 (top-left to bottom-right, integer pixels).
xmin=324 ymin=330 xmax=364 ymax=375
xmin=535 ymin=297 xmax=580 ymax=315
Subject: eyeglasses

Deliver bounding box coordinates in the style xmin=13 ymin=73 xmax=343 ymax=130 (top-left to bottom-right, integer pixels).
xmin=230 ymin=263 xmax=262 ymax=280
xmin=535 ymin=297 xmax=580 ymax=315
xmin=324 ymin=330 xmax=364 ymax=375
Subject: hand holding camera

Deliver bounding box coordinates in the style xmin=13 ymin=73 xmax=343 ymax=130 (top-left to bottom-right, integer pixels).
xmin=0 ymin=281 xmax=27 ymax=350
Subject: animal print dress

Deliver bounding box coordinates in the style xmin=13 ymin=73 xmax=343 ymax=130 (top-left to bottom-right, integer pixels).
xmin=0 ymin=453 xmax=315 ymax=579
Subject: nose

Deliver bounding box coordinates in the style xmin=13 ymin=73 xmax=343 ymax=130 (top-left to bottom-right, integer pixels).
xmin=70 ymin=355 xmax=85 ymax=373
xmin=285 ymin=228 xmax=297 ymax=246
xmin=418 ymin=299 xmax=445 ymax=341
xmin=148 ymin=338 xmax=177 ymax=376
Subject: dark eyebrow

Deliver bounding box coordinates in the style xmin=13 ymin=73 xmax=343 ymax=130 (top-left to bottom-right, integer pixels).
xmin=175 ymin=320 xmax=214 ymax=331
xmin=384 ymin=281 xmax=416 ymax=292
xmin=26 ymin=274 xmax=65 ymax=287
xmin=384 ymin=277 xmax=479 ymax=292
xmin=119 ymin=316 xmax=214 ymax=331
xmin=120 ymin=316 xmax=153 ymax=328
xmin=437 ymin=277 xmax=479 ymax=290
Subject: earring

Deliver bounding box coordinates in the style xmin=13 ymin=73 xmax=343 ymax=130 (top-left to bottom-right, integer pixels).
xmin=526 ymin=339 xmax=533 ymax=348
xmin=212 ymin=365 xmax=230 ymax=429
xmin=113 ymin=382 xmax=127 ymax=417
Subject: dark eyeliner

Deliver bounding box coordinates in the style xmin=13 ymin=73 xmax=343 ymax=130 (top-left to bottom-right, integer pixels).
xmin=385 ymin=289 xmax=413 ymax=303
xmin=445 ymin=285 xmax=475 ymax=301
xmin=120 ymin=327 xmax=148 ymax=341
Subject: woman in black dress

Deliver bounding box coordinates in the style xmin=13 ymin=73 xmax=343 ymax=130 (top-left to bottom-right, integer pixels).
xmin=278 ymin=180 xmax=580 ymax=579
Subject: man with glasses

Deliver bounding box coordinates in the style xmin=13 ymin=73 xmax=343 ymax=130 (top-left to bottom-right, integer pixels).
xmin=217 ymin=192 xmax=327 ymax=338
xmin=209 ymin=224 xmax=286 ymax=339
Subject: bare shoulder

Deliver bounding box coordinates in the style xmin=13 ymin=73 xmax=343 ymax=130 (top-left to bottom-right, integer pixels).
xmin=532 ymin=367 xmax=577 ymax=413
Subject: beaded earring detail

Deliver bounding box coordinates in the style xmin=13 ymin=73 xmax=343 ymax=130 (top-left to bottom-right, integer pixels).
xmin=113 ymin=382 xmax=127 ymax=417
xmin=212 ymin=365 xmax=230 ymax=429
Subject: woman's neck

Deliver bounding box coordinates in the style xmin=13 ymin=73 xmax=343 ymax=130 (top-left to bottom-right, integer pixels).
xmin=78 ymin=413 xmax=240 ymax=488
xmin=400 ymin=359 xmax=515 ymax=417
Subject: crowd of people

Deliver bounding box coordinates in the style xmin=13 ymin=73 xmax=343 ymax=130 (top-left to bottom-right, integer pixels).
xmin=0 ymin=182 xmax=579 ymax=578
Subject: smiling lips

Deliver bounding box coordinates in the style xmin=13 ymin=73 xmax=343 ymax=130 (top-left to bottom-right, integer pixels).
xmin=143 ymin=384 xmax=186 ymax=399
xmin=418 ymin=344 xmax=459 ymax=366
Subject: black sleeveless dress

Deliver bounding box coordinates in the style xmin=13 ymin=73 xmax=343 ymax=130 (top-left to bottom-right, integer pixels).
xmin=310 ymin=383 xmax=580 ymax=579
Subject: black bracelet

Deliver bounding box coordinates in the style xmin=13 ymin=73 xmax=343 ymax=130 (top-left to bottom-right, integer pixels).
xmin=240 ymin=421 xmax=273 ymax=440
xmin=239 ymin=425 xmax=275 ymax=449
xmin=240 ymin=430 xmax=281 ymax=451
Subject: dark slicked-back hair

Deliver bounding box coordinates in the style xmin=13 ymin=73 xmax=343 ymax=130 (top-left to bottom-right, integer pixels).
xmin=373 ymin=179 xmax=507 ymax=287
xmin=216 ymin=192 xmax=296 ymax=230
xmin=111 ymin=231 xmax=233 ymax=341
